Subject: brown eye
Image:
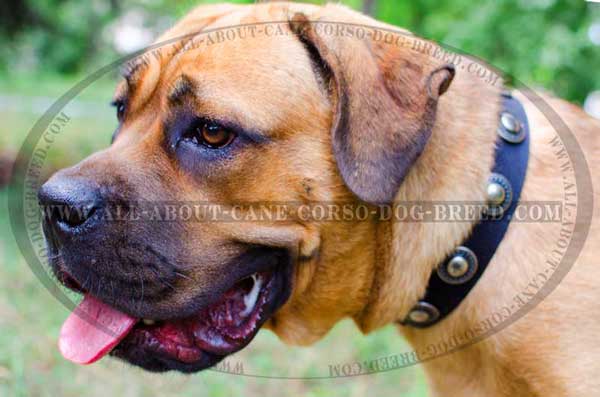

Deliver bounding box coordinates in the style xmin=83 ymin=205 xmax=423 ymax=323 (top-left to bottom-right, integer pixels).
xmin=181 ymin=121 xmax=236 ymax=150
xmin=200 ymin=123 xmax=235 ymax=148
xmin=197 ymin=122 xmax=235 ymax=148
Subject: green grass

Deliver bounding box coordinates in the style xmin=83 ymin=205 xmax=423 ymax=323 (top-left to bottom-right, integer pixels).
xmin=0 ymin=79 xmax=429 ymax=397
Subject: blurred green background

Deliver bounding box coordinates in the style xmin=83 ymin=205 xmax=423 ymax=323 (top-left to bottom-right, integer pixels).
xmin=0 ymin=0 xmax=598 ymax=396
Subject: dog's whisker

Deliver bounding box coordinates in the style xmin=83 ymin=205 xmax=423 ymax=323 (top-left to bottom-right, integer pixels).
xmin=137 ymin=272 xmax=145 ymax=312
xmin=147 ymin=266 xmax=176 ymax=291
xmin=174 ymin=271 xmax=195 ymax=282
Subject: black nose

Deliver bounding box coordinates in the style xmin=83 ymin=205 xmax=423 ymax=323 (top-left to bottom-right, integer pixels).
xmin=38 ymin=176 xmax=103 ymax=236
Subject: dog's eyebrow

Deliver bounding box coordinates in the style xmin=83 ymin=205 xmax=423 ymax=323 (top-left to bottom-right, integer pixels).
xmin=167 ymin=75 xmax=195 ymax=105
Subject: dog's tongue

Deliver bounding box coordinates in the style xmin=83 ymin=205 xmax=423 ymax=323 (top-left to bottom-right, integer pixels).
xmin=59 ymin=294 xmax=137 ymax=365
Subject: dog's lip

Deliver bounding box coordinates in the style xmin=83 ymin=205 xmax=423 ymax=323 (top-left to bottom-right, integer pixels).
xmin=51 ymin=247 xmax=294 ymax=371
xmin=56 ymin=269 xmax=86 ymax=294
xmin=54 ymin=263 xmax=282 ymax=321
xmin=51 ymin=245 xmax=291 ymax=321
xmin=110 ymin=265 xmax=290 ymax=371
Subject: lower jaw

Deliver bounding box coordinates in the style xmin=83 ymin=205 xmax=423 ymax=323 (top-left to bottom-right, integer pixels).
xmin=112 ymin=343 xmax=223 ymax=373
xmin=111 ymin=265 xmax=291 ymax=372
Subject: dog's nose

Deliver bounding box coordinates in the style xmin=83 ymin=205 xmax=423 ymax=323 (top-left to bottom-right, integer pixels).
xmin=38 ymin=176 xmax=103 ymax=236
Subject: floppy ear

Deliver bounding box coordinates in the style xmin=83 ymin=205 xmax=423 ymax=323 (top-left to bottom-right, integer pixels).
xmin=290 ymin=13 xmax=455 ymax=204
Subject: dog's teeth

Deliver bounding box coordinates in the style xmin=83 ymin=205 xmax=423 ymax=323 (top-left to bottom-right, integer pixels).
xmin=142 ymin=319 xmax=155 ymax=325
xmin=241 ymin=274 xmax=262 ymax=317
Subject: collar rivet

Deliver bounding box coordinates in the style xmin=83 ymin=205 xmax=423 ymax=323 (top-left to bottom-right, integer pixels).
xmin=484 ymin=173 xmax=513 ymax=217
xmin=437 ymin=246 xmax=479 ymax=285
xmin=498 ymin=111 xmax=526 ymax=143
xmin=408 ymin=309 xmax=430 ymax=323
xmin=486 ymin=182 xmax=506 ymax=206
xmin=447 ymin=255 xmax=469 ymax=277
xmin=501 ymin=112 xmax=521 ymax=133
xmin=405 ymin=302 xmax=440 ymax=327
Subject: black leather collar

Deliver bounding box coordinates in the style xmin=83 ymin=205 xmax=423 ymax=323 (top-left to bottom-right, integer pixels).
xmin=401 ymin=92 xmax=530 ymax=328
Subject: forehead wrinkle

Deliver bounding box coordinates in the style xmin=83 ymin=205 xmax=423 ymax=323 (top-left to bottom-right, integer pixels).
xmin=119 ymin=31 xmax=198 ymax=104
xmin=120 ymin=6 xmax=245 ymax=111
xmin=121 ymin=59 xmax=143 ymax=86
xmin=160 ymin=32 xmax=205 ymax=79
xmin=149 ymin=33 xmax=206 ymax=108
xmin=119 ymin=56 xmax=152 ymax=98
xmin=115 ymin=53 xmax=162 ymax=111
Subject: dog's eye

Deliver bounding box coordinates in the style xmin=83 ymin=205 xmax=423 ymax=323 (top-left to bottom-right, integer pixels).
xmin=111 ymin=100 xmax=126 ymax=121
xmin=185 ymin=122 xmax=236 ymax=149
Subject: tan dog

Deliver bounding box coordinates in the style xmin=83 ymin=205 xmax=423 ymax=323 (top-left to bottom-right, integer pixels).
xmin=38 ymin=2 xmax=600 ymax=396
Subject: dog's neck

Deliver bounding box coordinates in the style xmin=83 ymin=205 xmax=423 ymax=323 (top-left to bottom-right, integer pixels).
xmin=357 ymin=66 xmax=503 ymax=332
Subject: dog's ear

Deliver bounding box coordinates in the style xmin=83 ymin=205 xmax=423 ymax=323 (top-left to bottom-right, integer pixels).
xmin=290 ymin=13 xmax=455 ymax=204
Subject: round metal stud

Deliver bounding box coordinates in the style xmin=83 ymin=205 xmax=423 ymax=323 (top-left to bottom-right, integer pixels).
xmin=405 ymin=301 xmax=440 ymax=327
xmin=437 ymin=246 xmax=478 ymax=285
xmin=497 ymin=112 xmax=526 ymax=144
xmin=501 ymin=112 xmax=521 ymax=133
xmin=483 ymin=173 xmax=513 ymax=218
xmin=447 ymin=255 xmax=469 ymax=278
xmin=486 ymin=182 xmax=506 ymax=206
xmin=408 ymin=309 xmax=430 ymax=324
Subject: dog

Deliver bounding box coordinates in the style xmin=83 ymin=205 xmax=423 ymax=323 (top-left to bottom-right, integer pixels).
xmin=38 ymin=2 xmax=600 ymax=396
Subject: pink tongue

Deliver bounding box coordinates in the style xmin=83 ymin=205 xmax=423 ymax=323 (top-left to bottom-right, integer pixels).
xmin=59 ymin=294 xmax=137 ymax=365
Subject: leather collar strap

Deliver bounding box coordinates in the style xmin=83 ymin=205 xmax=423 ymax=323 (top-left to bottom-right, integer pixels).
xmin=401 ymin=92 xmax=530 ymax=328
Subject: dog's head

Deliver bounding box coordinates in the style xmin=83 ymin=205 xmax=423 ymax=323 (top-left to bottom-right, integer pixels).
xmin=38 ymin=3 xmax=455 ymax=372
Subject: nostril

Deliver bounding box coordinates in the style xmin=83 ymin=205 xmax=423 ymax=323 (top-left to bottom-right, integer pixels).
xmin=41 ymin=200 xmax=100 ymax=231
xmin=56 ymin=203 xmax=98 ymax=228
xmin=38 ymin=176 xmax=103 ymax=234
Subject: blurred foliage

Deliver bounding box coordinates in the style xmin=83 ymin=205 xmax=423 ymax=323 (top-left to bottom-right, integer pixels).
xmin=0 ymin=0 xmax=599 ymax=103
xmin=383 ymin=0 xmax=600 ymax=103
